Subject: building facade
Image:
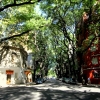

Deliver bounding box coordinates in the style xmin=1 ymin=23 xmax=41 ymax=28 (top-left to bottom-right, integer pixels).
xmin=77 ymin=10 xmax=100 ymax=84
xmin=0 ymin=46 xmax=33 ymax=86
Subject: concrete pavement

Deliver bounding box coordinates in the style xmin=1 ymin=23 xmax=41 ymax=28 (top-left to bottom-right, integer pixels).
xmin=0 ymin=79 xmax=100 ymax=100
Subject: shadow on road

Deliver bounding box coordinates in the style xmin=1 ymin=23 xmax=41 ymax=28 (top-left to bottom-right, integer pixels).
xmin=0 ymin=85 xmax=100 ymax=100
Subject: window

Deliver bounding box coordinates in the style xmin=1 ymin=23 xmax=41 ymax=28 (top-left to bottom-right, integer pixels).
xmin=91 ymin=57 xmax=98 ymax=65
xmin=93 ymin=71 xmax=100 ymax=78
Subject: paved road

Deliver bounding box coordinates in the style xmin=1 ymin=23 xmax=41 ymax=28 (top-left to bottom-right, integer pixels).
xmin=0 ymin=79 xmax=100 ymax=100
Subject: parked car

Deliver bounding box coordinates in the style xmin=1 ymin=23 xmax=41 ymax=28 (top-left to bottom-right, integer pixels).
xmin=43 ymin=77 xmax=47 ymax=82
xmin=62 ymin=77 xmax=77 ymax=84
xmin=62 ymin=77 xmax=70 ymax=83
xmin=35 ymin=78 xmax=43 ymax=84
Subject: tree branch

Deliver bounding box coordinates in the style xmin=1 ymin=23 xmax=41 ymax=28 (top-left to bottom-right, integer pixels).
xmin=0 ymin=30 xmax=31 ymax=43
xmin=0 ymin=25 xmax=44 ymax=43
xmin=0 ymin=0 xmax=41 ymax=12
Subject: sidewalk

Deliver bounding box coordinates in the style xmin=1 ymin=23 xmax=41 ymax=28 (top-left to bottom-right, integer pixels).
xmin=0 ymin=82 xmax=36 ymax=88
xmin=77 ymin=83 xmax=100 ymax=88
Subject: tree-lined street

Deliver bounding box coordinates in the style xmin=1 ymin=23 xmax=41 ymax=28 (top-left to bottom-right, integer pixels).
xmin=0 ymin=79 xmax=100 ymax=100
xmin=0 ymin=1 xmax=100 ymax=99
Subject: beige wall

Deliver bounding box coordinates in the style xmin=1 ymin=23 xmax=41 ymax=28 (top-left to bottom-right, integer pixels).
xmin=0 ymin=67 xmax=25 ymax=86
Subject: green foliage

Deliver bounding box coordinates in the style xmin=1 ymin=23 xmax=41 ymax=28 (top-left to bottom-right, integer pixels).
xmin=0 ymin=0 xmax=100 ymax=78
xmin=48 ymin=68 xmax=56 ymax=77
xmin=88 ymin=34 xmax=95 ymax=40
xmin=76 ymin=47 xmax=84 ymax=53
xmin=0 ymin=0 xmax=13 ymax=6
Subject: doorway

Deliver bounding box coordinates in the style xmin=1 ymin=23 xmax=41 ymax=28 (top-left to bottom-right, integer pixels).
xmin=6 ymin=74 xmax=11 ymax=84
